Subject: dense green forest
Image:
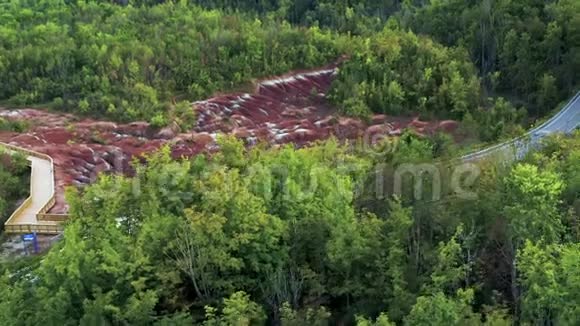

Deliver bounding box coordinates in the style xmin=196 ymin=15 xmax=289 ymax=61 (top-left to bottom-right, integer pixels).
xmin=191 ymin=0 xmax=580 ymax=114
xmin=1 ymin=0 xmax=577 ymax=128
xmin=0 ymin=150 xmax=29 ymax=228
xmin=328 ymin=29 xmax=482 ymax=118
xmin=408 ymin=0 xmax=579 ymax=112
xmin=0 ymin=1 xmax=345 ymax=123
xmin=1 ymin=132 xmax=579 ymax=325
xmin=0 ymin=0 xmax=579 ymax=325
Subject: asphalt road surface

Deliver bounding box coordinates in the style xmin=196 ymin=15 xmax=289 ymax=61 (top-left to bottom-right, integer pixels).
xmin=462 ymin=91 xmax=580 ymax=162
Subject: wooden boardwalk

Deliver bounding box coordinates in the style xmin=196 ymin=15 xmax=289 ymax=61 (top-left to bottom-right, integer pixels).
xmin=1 ymin=143 xmax=66 ymax=234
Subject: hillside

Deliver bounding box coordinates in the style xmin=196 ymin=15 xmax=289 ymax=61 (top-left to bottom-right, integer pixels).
xmin=0 ymin=1 xmax=578 ymax=325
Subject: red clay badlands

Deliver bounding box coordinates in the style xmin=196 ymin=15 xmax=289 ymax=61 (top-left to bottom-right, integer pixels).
xmin=0 ymin=64 xmax=458 ymax=214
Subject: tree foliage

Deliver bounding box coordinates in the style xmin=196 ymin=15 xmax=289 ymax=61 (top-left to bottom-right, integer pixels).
xmin=0 ymin=150 xmax=29 ymax=227
xmin=2 ymin=131 xmax=578 ymax=324
xmin=0 ymin=1 xmax=347 ymax=123
xmin=1 ymin=1 xmax=579 ymax=325
xmin=330 ymin=29 xmax=481 ymax=119
xmin=408 ymin=0 xmax=579 ymax=114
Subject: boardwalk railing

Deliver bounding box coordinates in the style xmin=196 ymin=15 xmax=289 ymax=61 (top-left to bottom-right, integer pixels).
xmin=37 ymin=196 xmax=68 ymax=221
xmin=0 ymin=141 xmax=69 ymax=234
xmin=4 ymin=223 xmax=64 ymax=234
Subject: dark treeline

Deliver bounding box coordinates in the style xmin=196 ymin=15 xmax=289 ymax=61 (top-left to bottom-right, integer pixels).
xmin=407 ymin=0 xmax=579 ymax=116
xmin=186 ymin=0 xmax=401 ymax=33
xmin=104 ymin=0 xmax=395 ymax=30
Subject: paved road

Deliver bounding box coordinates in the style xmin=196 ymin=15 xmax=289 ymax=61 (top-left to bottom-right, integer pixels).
xmin=462 ymin=91 xmax=580 ymax=162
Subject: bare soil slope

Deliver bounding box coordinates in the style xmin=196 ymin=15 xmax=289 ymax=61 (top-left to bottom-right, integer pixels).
xmin=0 ymin=64 xmax=458 ymax=214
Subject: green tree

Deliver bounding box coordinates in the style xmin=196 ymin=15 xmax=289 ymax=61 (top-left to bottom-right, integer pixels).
xmin=504 ymin=164 xmax=564 ymax=245
xmin=356 ymin=313 xmax=395 ymax=326
xmin=503 ymin=163 xmax=565 ymax=316
xmin=518 ymin=241 xmax=580 ymax=324
xmin=428 ymin=225 xmax=470 ymax=295
xmin=203 ymin=291 xmax=266 ymax=326
xmin=404 ymin=289 xmax=479 ymax=326
xmin=330 ymin=29 xmax=481 ymax=119
xmin=536 ymin=73 xmax=559 ymax=114
xmin=280 ymin=302 xmax=330 ymax=326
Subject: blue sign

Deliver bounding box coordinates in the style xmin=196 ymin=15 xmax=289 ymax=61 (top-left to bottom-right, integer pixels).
xmin=22 ymin=233 xmax=35 ymax=241
xmin=22 ymin=233 xmax=39 ymax=254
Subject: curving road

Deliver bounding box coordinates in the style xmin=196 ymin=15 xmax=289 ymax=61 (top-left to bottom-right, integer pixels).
xmin=462 ymin=91 xmax=580 ymax=162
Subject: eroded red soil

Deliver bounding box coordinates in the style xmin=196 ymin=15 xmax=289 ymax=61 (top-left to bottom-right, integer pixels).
xmin=0 ymin=63 xmax=458 ymax=214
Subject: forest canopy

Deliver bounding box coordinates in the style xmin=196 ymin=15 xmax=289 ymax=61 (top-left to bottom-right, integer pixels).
xmin=0 ymin=1 xmax=347 ymax=122
xmin=1 ymin=131 xmax=579 ymax=325
xmin=0 ymin=0 xmax=579 ymax=325
xmin=1 ymin=0 xmax=577 ymax=127
xmin=328 ymin=29 xmax=481 ymax=119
